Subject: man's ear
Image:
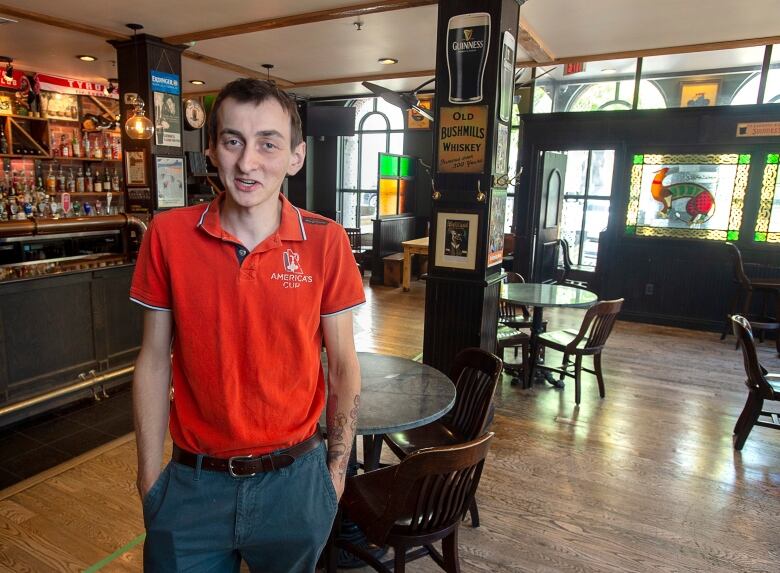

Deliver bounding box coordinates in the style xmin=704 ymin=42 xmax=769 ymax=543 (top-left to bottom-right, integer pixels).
xmin=287 ymin=141 xmax=306 ymax=176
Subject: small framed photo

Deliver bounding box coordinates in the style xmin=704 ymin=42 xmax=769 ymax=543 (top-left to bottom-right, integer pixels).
xmin=125 ymin=150 xmax=148 ymax=186
xmin=680 ymin=81 xmax=720 ymax=107
xmin=407 ymin=95 xmax=433 ymax=130
xmin=155 ymin=156 xmax=186 ymax=209
xmin=434 ymin=211 xmax=479 ymax=270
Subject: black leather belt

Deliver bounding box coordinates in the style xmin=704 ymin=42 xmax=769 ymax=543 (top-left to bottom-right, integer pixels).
xmin=172 ymin=430 xmax=323 ymax=477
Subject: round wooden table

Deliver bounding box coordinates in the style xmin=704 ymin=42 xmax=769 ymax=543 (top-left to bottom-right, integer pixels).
xmin=501 ymin=283 xmax=598 ymax=388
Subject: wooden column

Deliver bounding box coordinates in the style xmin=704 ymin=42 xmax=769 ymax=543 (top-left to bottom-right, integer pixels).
xmin=423 ymin=0 xmax=522 ymax=374
xmin=110 ymin=34 xmax=187 ymax=217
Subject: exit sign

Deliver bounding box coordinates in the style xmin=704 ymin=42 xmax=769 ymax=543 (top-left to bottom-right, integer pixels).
xmin=564 ymin=62 xmax=585 ymax=75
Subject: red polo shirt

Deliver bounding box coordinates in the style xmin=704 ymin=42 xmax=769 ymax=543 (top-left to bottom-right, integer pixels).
xmin=130 ymin=193 xmax=365 ymax=457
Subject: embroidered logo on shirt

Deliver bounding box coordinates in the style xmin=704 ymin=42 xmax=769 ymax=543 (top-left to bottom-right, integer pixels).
xmin=283 ymin=249 xmax=303 ymax=274
xmin=271 ymin=249 xmax=313 ymax=288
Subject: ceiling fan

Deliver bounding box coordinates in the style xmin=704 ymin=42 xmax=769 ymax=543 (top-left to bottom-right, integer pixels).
xmin=362 ymin=77 xmax=436 ymax=122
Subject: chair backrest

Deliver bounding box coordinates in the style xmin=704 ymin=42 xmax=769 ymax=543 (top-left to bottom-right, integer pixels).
xmin=498 ymin=272 xmax=529 ymax=321
xmin=731 ymin=315 xmax=775 ymax=398
xmin=725 ymin=242 xmax=751 ymax=288
xmin=448 ymin=348 xmax=503 ymax=439
xmin=345 ymin=228 xmax=362 ymax=251
xmin=380 ymin=433 xmax=494 ymax=539
xmin=567 ymin=298 xmax=624 ymax=351
xmin=556 ymin=238 xmax=574 ymax=285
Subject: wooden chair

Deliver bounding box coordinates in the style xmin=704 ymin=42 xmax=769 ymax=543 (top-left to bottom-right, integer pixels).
xmin=556 ymin=238 xmax=588 ymax=289
xmin=497 ymin=272 xmax=545 ymax=387
xmin=730 ymin=315 xmax=780 ymax=450
xmin=382 ymin=348 xmax=502 ymax=528
xmin=536 ymin=298 xmax=624 ymax=405
xmin=346 ymin=227 xmax=370 ymax=276
xmin=328 ymin=433 xmax=494 ymax=573
xmin=721 ymin=242 xmax=780 ymax=354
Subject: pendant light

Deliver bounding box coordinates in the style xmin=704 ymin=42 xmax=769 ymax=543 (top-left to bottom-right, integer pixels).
xmin=123 ymin=24 xmax=154 ymax=140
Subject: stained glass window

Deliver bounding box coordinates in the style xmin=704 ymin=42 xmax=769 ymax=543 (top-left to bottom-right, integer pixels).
xmin=377 ymin=152 xmax=415 ymax=217
xmin=754 ymin=153 xmax=780 ymax=243
xmin=625 ymin=154 xmax=750 ymax=240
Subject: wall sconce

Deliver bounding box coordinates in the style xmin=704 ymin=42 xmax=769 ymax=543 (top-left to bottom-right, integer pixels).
xmin=124 ymin=95 xmax=154 ymax=140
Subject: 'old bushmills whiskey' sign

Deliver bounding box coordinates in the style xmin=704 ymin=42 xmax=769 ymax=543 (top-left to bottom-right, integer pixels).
xmin=437 ymin=105 xmax=488 ymax=173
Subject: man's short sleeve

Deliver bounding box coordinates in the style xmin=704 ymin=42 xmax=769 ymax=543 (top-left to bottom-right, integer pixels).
xmin=130 ymin=219 xmax=172 ymax=311
xmin=321 ymin=228 xmax=366 ymax=316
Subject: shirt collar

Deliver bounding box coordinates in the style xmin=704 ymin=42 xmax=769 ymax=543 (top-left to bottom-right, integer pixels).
xmin=197 ymin=192 xmax=307 ymax=243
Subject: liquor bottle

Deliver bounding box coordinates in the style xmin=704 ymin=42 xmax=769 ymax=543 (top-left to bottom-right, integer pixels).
xmin=94 ymin=168 xmax=102 ymax=193
xmin=111 ymin=167 xmax=120 ymax=192
xmin=72 ymin=132 xmax=81 ymax=158
xmin=112 ymin=136 xmax=120 ymax=160
xmin=51 ymin=135 xmax=60 ymax=157
xmin=103 ymin=168 xmax=111 ymax=192
xmin=76 ymin=167 xmax=85 ymax=193
xmin=56 ymin=164 xmax=65 ymax=193
xmin=66 ymin=168 xmax=75 ymax=193
xmin=103 ymin=134 xmax=111 ymax=159
xmin=46 ymin=164 xmax=56 ymax=194
xmin=60 ymin=134 xmax=70 ymax=158
xmin=93 ymin=136 xmax=103 ymax=159
xmin=83 ymin=133 xmax=91 ymax=159
xmin=85 ymin=166 xmax=93 ymax=192
xmin=0 ymin=130 xmax=7 ymax=154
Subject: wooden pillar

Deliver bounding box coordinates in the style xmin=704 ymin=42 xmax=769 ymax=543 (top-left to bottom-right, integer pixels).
xmin=423 ymin=0 xmax=522 ymax=374
xmin=109 ymin=33 xmax=187 ymax=218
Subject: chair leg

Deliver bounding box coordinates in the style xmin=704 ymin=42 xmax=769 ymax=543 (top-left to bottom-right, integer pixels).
xmin=733 ymin=393 xmax=763 ymax=451
xmin=574 ymin=355 xmax=583 ymax=405
xmin=394 ymin=543 xmax=407 ymax=573
xmin=442 ymin=528 xmax=461 ymax=573
xmin=594 ymin=353 xmax=606 ymax=399
xmin=468 ymin=497 xmax=480 ymax=528
xmin=560 ymin=353 xmax=570 ymax=384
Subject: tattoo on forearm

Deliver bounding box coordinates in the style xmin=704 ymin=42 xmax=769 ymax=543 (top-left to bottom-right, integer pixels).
xmin=326 ymin=393 xmax=361 ymax=479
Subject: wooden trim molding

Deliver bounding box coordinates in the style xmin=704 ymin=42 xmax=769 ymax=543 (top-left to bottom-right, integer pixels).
xmin=0 ymin=3 xmax=127 ymax=40
xmin=292 ymin=68 xmax=435 ymax=89
xmin=164 ymin=0 xmax=437 ymax=45
xmin=182 ymin=52 xmax=295 ymax=88
xmin=518 ymin=26 xmax=553 ymax=63
xmin=516 ymin=35 xmax=780 ymax=69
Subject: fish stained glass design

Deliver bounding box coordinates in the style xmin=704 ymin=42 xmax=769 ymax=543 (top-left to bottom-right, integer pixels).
xmin=625 ymin=154 xmax=750 ymax=241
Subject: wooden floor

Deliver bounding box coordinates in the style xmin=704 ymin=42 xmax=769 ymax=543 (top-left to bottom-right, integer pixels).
xmin=1 ymin=277 xmax=779 ymax=572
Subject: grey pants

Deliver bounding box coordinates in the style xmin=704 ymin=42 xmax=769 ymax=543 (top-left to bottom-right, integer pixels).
xmin=142 ymin=441 xmax=338 ymax=572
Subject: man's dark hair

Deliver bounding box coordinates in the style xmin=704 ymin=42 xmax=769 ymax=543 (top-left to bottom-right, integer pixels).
xmin=207 ymin=78 xmax=303 ymax=150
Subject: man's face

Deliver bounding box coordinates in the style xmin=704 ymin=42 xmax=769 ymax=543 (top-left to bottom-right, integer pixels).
xmin=165 ymin=98 xmax=175 ymax=113
xmin=209 ymin=97 xmax=305 ymax=212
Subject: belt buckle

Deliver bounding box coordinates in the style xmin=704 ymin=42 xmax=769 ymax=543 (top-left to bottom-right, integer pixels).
xmin=228 ymin=454 xmax=258 ymax=478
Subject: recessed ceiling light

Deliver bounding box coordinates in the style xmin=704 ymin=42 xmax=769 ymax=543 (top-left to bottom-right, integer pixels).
xmin=77 ymin=55 xmax=97 ymax=62
xmin=189 ymin=80 xmax=206 ymax=85
xmin=378 ymin=58 xmax=398 ymax=65
xmin=602 ymin=68 xmax=616 ymax=74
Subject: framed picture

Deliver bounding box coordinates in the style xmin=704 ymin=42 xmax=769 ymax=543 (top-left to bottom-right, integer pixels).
xmin=434 ymin=211 xmax=479 ymax=270
xmin=407 ymin=95 xmax=433 ymax=130
xmin=155 ymin=156 xmax=186 ymax=208
xmin=154 ymin=92 xmax=182 ymax=147
xmin=125 ymin=150 xmax=148 ymax=186
xmin=680 ymin=81 xmax=720 ymax=107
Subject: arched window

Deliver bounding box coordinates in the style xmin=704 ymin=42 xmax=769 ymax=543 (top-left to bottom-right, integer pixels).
xmin=339 ymin=98 xmax=404 ymax=233
xmin=731 ymin=71 xmax=780 ymax=104
xmin=567 ymin=80 xmax=667 ymax=111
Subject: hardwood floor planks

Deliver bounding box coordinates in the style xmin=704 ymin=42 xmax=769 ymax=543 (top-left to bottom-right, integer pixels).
xmin=0 ymin=276 xmax=777 ymax=572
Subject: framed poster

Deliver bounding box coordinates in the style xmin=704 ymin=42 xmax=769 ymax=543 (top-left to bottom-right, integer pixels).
xmin=499 ymin=31 xmax=515 ymax=122
xmin=487 ymin=190 xmax=507 ymax=267
xmin=680 ymin=81 xmax=720 ymax=107
xmin=154 ymin=92 xmax=182 ymax=147
xmin=125 ymin=150 xmax=147 ymax=186
xmin=495 ymin=122 xmax=509 ymax=176
xmin=155 ymin=156 xmax=186 ymax=208
xmin=407 ymin=95 xmax=433 ymax=130
xmin=434 ymin=211 xmax=479 ymax=270
xmin=437 ymin=105 xmax=488 ymax=173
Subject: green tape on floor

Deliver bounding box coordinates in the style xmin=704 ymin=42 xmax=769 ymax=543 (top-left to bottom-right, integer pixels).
xmin=84 ymin=532 xmax=145 ymax=572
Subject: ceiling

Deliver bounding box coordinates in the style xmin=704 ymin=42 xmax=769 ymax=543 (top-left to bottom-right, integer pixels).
xmin=0 ymin=0 xmax=776 ymax=100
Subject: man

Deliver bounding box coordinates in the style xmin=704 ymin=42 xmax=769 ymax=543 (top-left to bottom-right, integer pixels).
xmin=130 ymin=78 xmax=364 ymax=572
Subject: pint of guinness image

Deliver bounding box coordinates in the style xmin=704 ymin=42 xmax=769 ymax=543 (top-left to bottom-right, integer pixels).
xmin=446 ymin=12 xmax=491 ymax=104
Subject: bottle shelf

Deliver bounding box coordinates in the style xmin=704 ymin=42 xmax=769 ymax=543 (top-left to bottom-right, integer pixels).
xmin=54 ymin=157 xmax=121 ymax=163
xmin=0 ymin=114 xmax=48 ymax=122
xmin=0 ymin=153 xmax=47 ymax=159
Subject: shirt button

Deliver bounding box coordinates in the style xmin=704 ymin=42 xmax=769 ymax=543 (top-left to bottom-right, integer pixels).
xmin=238 ymin=249 xmax=247 ymax=256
